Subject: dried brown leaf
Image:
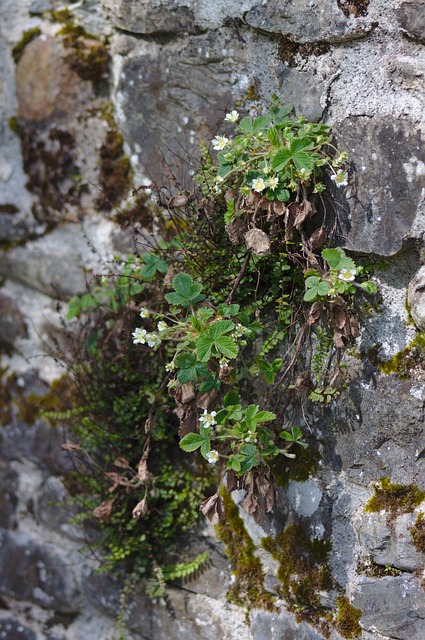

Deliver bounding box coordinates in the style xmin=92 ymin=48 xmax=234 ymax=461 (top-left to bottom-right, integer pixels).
xmin=168 ymin=190 xmax=190 ymax=208
xmin=294 ymin=201 xmax=312 ymax=230
xmin=132 ymin=497 xmax=149 ymax=520
xmin=61 ymin=442 xmax=81 ymax=452
xmin=308 ymin=227 xmax=326 ymax=251
xmin=114 ymin=457 xmax=130 ymax=469
xmin=226 ymin=216 xmax=246 ymax=244
xmin=244 ymin=228 xmax=271 ymax=256
xmin=242 ymin=470 xmax=277 ymax=523
xmin=307 ymin=301 xmax=323 ymax=325
xmin=93 ymin=499 xmax=114 ymax=522
xmin=199 ymin=493 xmax=224 ymax=525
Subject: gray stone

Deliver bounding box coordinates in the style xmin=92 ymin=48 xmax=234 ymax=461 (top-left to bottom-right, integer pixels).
xmin=408 ymin=266 xmax=425 ymax=330
xmin=0 ymin=292 xmax=27 ymax=351
xmin=0 ymin=618 xmax=37 ymax=640
xmin=245 ymin=0 xmax=372 ymax=43
xmin=0 ymin=213 xmax=34 ymax=244
xmin=287 ymin=479 xmax=323 ymax=518
xmin=109 ymin=0 xmax=200 ymax=35
xmin=0 ymin=529 xmax=82 ymax=612
xmin=396 ymin=1 xmax=425 ymax=43
xmin=356 ymin=510 xmax=424 ymax=572
xmin=0 ymin=462 xmax=19 ymax=529
xmin=333 ymin=117 xmax=425 ymax=256
xmin=353 ymin=574 xmax=425 ymax=639
xmin=275 ymin=68 xmax=325 ymax=121
xmin=35 ymin=477 xmax=84 ymax=542
xmin=251 ymin=608 xmax=327 ymax=640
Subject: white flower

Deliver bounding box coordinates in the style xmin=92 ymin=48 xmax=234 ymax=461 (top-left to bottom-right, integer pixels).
xmin=212 ymin=135 xmax=229 ymax=151
xmin=219 ymin=356 xmax=229 ymax=369
xmin=199 ymin=409 xmax=217 ymax=428
xmin=252 ymin=177 xmax=266 ymax=192
xmin=338 ymin=268 xmax=357 ymax=282
xmin=331 ymin=170 xmax=349 ymax=187
xmin=313 ymin=183 xmax=326 ymax=194
xmin=206 ymin=450 xmax=219 ymax=464
xmin=139 ymin=307 xmax=149 ymax=318
xmin=225 ymin=110 xmax=239 ymax=123
xmin=215 ymin=175 xmax=224 ymax=184
xmin=165 ymin=361 xmax=175 ymax=372
xmin=146 ymin=333 xmax=161 ymax=348
xmin=167 ymin=379 xmax=177 ymax=390
xmin=157 ymin=321 xmax=168 ymax=332
xmin=132 ymin=328 xmax=148 ymax=344
xmin=262 ymin=164 xmax=271 ymax=175
xmin=266 ymin=176 xmax=279 ymax=191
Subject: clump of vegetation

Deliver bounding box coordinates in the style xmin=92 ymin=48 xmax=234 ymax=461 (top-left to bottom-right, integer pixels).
xmin=11 ymin=27 xmax=41 ymax=64
xmin=410 ymin=511 xmax=425 ymax=554
xmin=338 ymin=0 xmax=369 ymax=17
xmin=365 ymin=477 xmax=425 ymax=523
xmin=97 ymin=123 xmax=132 ymax=210
xmin=262 ymin=524 xmax=333 ymax=629
xmin=215 ymin=491 xmax=275 ymax=611
xmin=380 ymin=333 xmax=425 ymax=380
xmin=334 ymin=596 xmax=362 ymax=639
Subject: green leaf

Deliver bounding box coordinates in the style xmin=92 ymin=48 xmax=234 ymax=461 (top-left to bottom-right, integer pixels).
xmin=209 ymin=320 xmax=234 ymax=340
xmin=214 ymin=336 xmax=238 ymax=359
xmin=359 ymin=281 xmax=377 ymax=294
xmin=223 ymin=391 xmax=240 ymax=407
xmin=172 ymin=273 xmax=202 ymax=299
xmin=290 ymin=138 xmax=314 ymax=154
xmin=238 ymin=117 xmax=253 ymax=134
xmin=253 ymin=116 xmax=270 ymax=133
xmin=293 ymin=152 xmax=314 ymax=173
xmin=272 ymin=148 xmax=292 ymax=172
xmin=179 ymin=433 xmax=206 ymax=452
xmin=196 ymin=335 xmax=214 ymax=362
xmin=255 ymin=411 xmax=276 ymax=423
xmin=321 ymin=248 xmax=343 ymax=269
xmin=245 ymin=404 xmax=260 ymax=424
xmin=224 ymin=199 xmax=235 ymax=224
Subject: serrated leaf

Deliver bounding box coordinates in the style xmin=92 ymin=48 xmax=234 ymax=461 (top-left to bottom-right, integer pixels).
xmin=196 ymin=335 xmax=214 ymax=362
xmin=253 ymin=116 xmax=270 ymax=133
xmin=272 ymin=148 xmax=292 ymax=172
xmin=304 ymin=288 xmax=319 ymax=302
xmin=359 ymin=281 xmax=377 ymax=294
xmin=238 ymin=117 xmax=253 ymax=133
xmin=209 ymin=320 xmax=234 ymax=340
xmin=321 ymin=248 xmax=343 ymax=269
xmin=290 ymin=138 xmax=314 ymax=154
xmin=172 ymin=273 xmax=202 ymax=299
xmin=293 ymin=152 xmax=314 ymax=172
xmin=255 ymin=411 xmax=276 ymax=423
xmin=214 ymin=336 xmax=238 ymax=359
xmin=179 ymin=433 xmax=206 ymax=452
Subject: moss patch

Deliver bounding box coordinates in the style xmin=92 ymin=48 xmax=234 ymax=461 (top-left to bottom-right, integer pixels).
xmin=410 ymin=511 xmax=425 ymax=554
xmin=12 ymin=28 xmax=41 ymax=64
xmin=334 ymin=596 xmax=362 ymax=639
xmin=215 ymin=491 xmax=275 ymax=611
xmin=277 ymin=36 xmax=330 ymax=67
xmin=8 ymin=120 xmax=83 ymax=224
xmin=380 ymin=333 xmax=425 ymax=380
xmin=97 ymin=122 xmax=132 ymax=210
xmin=365 ymin=477 xmax=425 ymax=523
xmin=337 ymin=0 xmax=369 ymax=17
xmin=270 ymin=445 xmax=320 ymax=487
xmin=262 ymin=524 xmax=333 ymax=630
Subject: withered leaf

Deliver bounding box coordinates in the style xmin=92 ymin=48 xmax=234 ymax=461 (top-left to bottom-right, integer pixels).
xmin=137 ymin=456 xmax=152 ymax=483
xmin=226 ymin=216 xmax=246 ymax=244
xmin=168 ymin=190 xmax=190 ymax=208
xmin=105 ymin=472 xmax=128 ymax=486
xmin=333 ymin=331 xmax=345 ymax=348
xmin=132 ymin=497 xmax=149 ymax=520
xmin=350 ymin=316 xmax=360 ymax=338
xmin=308 ymin=227 xmax=326 ymax=251
xmin=174 ymin=402 xmax=198 ymax=438
xmin=242 ymin=470 xmax=277 ymax=523
xmin=196 ymin=389 xmax=219 ymax=410
xmin=244 ymin=228 xmax=271 ymax=256
xmin=294 ymin=201 xmax=312 ymax=230
xmin=177 ymin=383 xmax=196 ymax=405
xmin=93 ymin=499 xmax=114 ymax=522
xmin=225 ymin=188 xmax=238 ymax=202
xmin=114 ymin=457 xmax=130 ymax=468
xmin=199 ymin=493 xmax=224 ymax=525
xmin=307 ymin=301 xmax=323 ymax=325
xmin=61 ymin=442 xmax=81 ymax=452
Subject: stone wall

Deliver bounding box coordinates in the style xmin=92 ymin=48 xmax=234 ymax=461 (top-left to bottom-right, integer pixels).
xmin=0 ymin=1 xmax=424 ymax=639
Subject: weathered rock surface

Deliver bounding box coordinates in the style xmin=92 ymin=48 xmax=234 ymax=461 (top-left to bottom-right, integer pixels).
xmin=108 ymin=0 xmax=200 ymax=35
xmin=353 ymin=575 xmax=425 ymax=639
xmin=408 ymin=265 xmax=425 ymax=330
xmin=396 ymin=1 xmax=425 ymax=44
xmin=334 ymin=117 xmax=425 ymax=256
xmin=245 ymin=0 xmax=372 ymax=43
xmin=0 ymin=292 xmax=27 ymax=351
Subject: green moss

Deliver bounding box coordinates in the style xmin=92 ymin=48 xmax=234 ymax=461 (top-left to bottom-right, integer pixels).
xmin=380 ymin=333 xmax=425 ymax=379
xmin=262 ymin=524 xmax=333 ymax=628
xmin=410 ymin=511 xmax=425 ymax=553
xmin=334 ymin=596 xmax=362 ymax=639
xmin=365 ymin=477 xmax=425 ymax=522
xmin=215 ymin=491 xmax=275 ymax=611
xmin=270 ymin=446 xmax=320 ymax=487
xmin=97 ymin=125 xmax=133 ymax=210
xmin=11 ymin=28 xmax=41 ymax=64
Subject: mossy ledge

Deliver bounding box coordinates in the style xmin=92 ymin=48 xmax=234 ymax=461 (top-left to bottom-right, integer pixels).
xmin=262 ymin=524 xmax=333 ymax=635
xmin=410 ymin=511 xmax=425 ymax=554
xmin=334 ymin=596 xmax=362 ymax=639
xmin=215 ymin=490 xmax=275 ymax=612
xmin=365 ymin=477 xmax=425 ymax=523
xmin=11 ymin=27 xmax=41 ymax=64
xmin=379 ymin=333 xmax=425 ymax=379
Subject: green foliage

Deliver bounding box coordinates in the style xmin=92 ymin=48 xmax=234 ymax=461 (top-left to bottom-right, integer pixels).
xmin=334 ymin=596 xmax=362 ymax=639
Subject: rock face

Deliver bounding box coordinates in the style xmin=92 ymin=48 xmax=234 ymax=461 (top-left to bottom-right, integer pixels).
xmin=0 ymin=0 xmax=424 ymax=639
